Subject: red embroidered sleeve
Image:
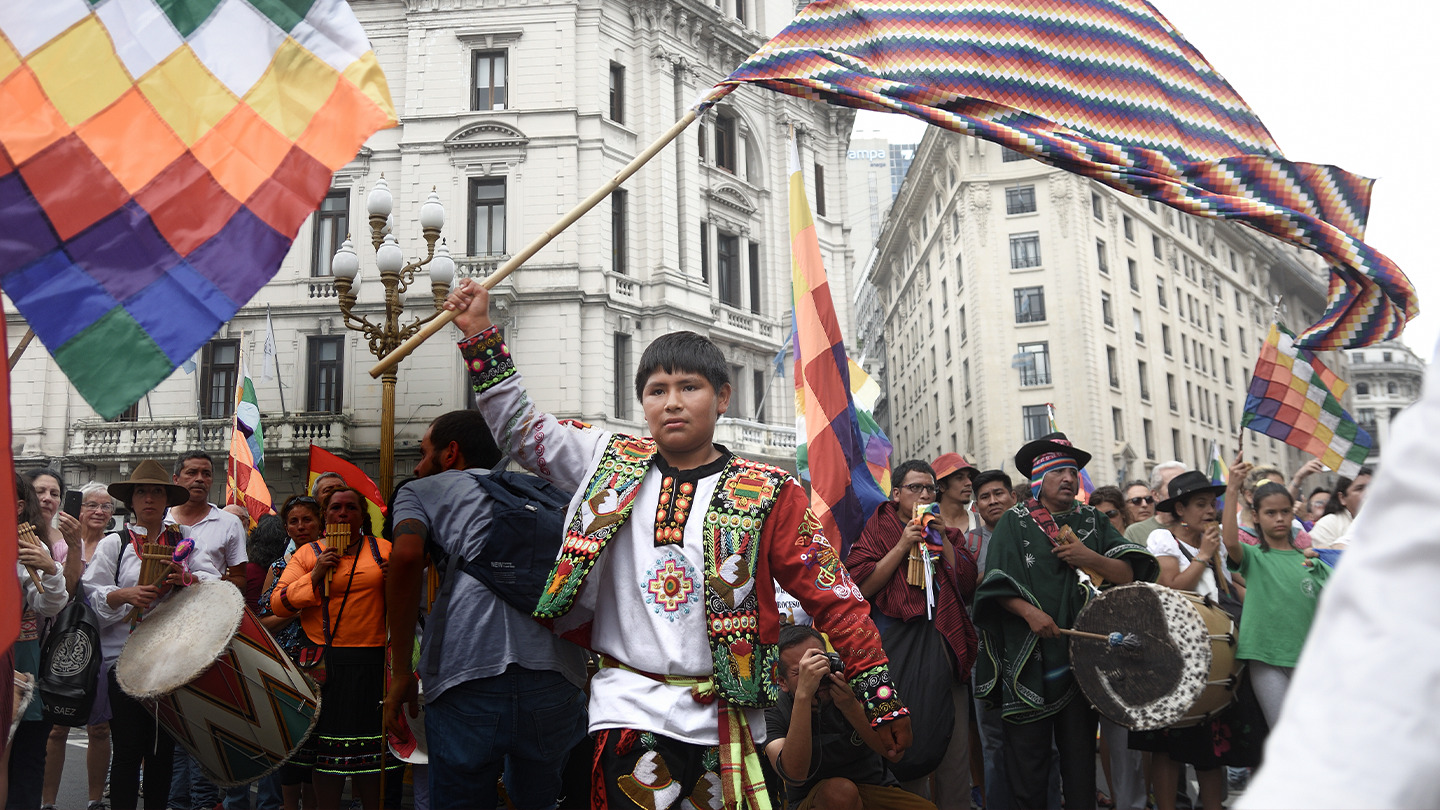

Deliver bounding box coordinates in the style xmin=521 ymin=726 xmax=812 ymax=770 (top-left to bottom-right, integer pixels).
xmin=759 ymin=481 xmax=907 ymax=726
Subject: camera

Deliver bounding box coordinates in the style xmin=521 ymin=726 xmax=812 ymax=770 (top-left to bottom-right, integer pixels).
xmin=823 ymin=652 xmax=843 ymax=674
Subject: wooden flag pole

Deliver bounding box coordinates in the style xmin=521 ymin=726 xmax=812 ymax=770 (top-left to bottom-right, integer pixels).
xmin=7 ymin=328 xmax=34 ymax=371
xmin=369 ymin=107 xmax=704 ymax=378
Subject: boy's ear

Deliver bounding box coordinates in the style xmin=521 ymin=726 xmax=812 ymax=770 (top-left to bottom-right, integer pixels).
xmin=714 ymin=382 xmax=732 ymax=415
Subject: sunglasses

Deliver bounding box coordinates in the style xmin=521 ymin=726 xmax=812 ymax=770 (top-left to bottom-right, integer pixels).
xmin=901 ymin=483 xmax=937 ymax=495
xmin=1101 ymin=508 xmax=1121 ymax=519
xmin=1126 ymin=496 xmax=1155 ymax=506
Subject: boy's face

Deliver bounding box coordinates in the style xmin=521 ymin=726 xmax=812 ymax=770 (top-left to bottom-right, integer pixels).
xmin=641 ymin=369 xmax=730 ymax=459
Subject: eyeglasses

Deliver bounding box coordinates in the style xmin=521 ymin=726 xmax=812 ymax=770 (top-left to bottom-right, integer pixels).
xmin=901 ymin=483 xmax=937 ymax=495
xmin=1101 ymin=508 xmax=1121 ymax=519
xmin=81 ymin=502 xmax=115 ymax=513
xmin=1126 ymin=496 xmax=1155 ymax=506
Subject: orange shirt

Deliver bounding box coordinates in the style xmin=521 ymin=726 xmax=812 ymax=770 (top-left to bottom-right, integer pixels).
xmin=271 ymin=537 xmax=389 ymax=648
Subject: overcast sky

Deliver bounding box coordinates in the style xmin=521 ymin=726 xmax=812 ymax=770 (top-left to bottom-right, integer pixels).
xmin=850 ymin=0 xmax=1438 ymax=359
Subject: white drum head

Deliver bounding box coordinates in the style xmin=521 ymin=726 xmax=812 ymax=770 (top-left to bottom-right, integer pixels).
xmin=117 ymin=580 xmax=244 ymax=699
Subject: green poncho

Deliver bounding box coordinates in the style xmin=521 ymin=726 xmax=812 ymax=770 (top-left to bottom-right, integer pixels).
xmin=974 ymin=502 xmax=1158 ymax=722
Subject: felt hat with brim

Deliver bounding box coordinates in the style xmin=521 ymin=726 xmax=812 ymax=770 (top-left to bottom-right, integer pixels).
xmin=1156 ymin=470 xmax=1228 ymax=514
xmin=932 ymin=452 xmax=979 ymax=483
xmin=1014 ymin=432 xmax=1092 ymax=478
xmin=108 ymin=459 xmax=189 ymax=507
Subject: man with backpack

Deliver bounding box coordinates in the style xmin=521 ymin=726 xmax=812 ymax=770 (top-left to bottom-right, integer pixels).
xmin=384 ymin=409 xmax=589 ymax=810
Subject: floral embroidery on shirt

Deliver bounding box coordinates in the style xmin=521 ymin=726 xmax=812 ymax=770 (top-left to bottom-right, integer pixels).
xmin=643 ymin=551 xmax=699 ymax=620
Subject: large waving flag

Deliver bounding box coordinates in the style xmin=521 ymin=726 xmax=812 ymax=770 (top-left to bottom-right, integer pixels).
xmin=227 ymin=350 xmax=272 ymax=526
xmin=700 ymin=0 xmax=1416 ymax=350
xmin=0 ymin=1 xmax=396 ymax=418
xmin=789 ymin=137 xmax=890 ymax=558
xmin=1243 ymin=323 xmax=1373 ymax=478
xmin=307 ymin=445 xmax=387 ymax=536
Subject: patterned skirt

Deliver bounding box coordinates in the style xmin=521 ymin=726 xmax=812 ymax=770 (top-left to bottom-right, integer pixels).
xmin=312 ymin=646 xmax=398 ymax=775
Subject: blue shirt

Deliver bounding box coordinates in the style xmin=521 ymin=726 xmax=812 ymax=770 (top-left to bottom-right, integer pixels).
xmin=392 ymin=469 xmax=587 ymax=699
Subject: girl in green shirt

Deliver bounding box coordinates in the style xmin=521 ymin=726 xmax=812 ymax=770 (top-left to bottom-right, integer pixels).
xmin=1223 ymin=459 xmax=1331 ymax=727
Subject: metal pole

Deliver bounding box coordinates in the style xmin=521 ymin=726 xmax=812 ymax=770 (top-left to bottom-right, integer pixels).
xmin=380 ymin=369 xmax=396 ymax=501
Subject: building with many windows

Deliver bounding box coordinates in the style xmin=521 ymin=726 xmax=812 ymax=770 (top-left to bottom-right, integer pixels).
xmin=7 ymin=0 xmax=854 ymax=498
xmin=1347 ymin=340 xmax=1425 ymax=467
xmin=864 ymin=128 xmax=1356 ymax=486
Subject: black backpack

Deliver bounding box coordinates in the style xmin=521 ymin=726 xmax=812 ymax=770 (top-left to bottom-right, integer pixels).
xmin=447 ymin=469 xmax=570 ymax=616
xmin=38 ymin=591 xmax=102 ymax=727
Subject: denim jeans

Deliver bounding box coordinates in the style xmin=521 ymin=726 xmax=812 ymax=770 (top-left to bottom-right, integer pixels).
xmin=425 ymin=665 xmax=587 ymax=810
xmin=168 ymin=750 xmax=220 ymax=810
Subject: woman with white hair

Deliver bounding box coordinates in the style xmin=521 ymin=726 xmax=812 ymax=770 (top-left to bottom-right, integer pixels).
xmin=40 ymin=483 xmax=119 ymax=810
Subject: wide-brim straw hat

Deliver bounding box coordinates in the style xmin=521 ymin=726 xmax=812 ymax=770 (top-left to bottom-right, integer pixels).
xmin=108 ymin=459 xmax=189 ymax=507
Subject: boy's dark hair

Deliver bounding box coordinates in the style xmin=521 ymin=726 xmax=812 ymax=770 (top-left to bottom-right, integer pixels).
xmin=633 ymin=331 xmax=730 ymax=400
xmin=1307 ymin=486 xmax=1330 ymax=501
xmin=890 ymin=460 xmax=936 ymax=493
xmin=174 ymin=450 xmax=213 ymax=477
xmin=428 ymin=410 xmax=502 ymax=469
xmin=1323 ymin=466 xmax=1373 ymax=516
xmin=778 ymin=624 xmax=824 ymax=657
xmin=973 ymin=469 xmax=1013 ymax=494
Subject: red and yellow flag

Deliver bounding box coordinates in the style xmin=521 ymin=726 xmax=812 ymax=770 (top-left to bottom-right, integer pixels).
xmin=307 ymin=445 xmax=386 ymax=536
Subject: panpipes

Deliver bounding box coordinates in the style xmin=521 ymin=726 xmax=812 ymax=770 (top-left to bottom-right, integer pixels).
xmin=127 ymin=539 xmax=176 ymax=622
xmin=17 ymin=522 xmax=45 ymax=593
xmin=323 ymin=523 xmax=350 ymax=597
xmin=906 ymin=503 xmax=933 ymax=589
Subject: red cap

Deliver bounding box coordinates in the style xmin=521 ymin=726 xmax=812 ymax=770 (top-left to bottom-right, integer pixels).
xmin=932 ymin=452 xmax=979 ymax=482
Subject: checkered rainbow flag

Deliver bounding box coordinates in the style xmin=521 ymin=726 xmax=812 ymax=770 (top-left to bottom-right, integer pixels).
xmin=700 ymin=0 xmax=1417 ymax=350
xmin=788 ymin=137 xmax=889 ymax=558
xmin=1242 ymin=323 xmax=1372 ymax=478
xmin=0 ymin=0 xmax=396 ymax=419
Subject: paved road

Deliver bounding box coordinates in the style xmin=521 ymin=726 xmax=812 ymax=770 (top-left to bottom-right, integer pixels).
xmin=49 ymin=725 xmax=94 ymax=810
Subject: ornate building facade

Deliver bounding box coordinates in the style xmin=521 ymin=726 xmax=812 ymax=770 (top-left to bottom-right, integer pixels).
xmin=863 ymin=128 xmax=1357 ymax=486
xmin=1347 ymin=340 xmax=1425 ymax=467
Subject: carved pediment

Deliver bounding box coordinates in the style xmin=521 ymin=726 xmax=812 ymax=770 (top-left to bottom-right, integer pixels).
xmin=445 ymin=122 xmax=529 ymax=152
xmin=706 ymin=184 xmax=757 ymax=215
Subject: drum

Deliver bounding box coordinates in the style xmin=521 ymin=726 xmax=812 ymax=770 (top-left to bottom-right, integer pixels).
xmin=1069 ymin=582 xmax=1239 ymax=731
xmin=116 ymin=580 xmax=320 ymax=786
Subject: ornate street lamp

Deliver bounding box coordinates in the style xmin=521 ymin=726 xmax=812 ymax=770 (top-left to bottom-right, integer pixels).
xmin=330 ymin=176 xmax=455 ymax=497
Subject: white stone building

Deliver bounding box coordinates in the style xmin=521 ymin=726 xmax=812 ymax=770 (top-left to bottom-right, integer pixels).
xmin=864 ymin=128 xmax=1357 ymax=486
xmin=1347 ymin=340 xmax=1425 ymax=468
xmin=7 ymin=0 xmax=858 ymax=500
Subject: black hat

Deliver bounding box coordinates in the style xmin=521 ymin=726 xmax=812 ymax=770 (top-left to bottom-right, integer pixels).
xmin=1155 ymin=470 xmax=1227 ymax=514
xmin=1014 ymin=432 xmax=1092 ymax=478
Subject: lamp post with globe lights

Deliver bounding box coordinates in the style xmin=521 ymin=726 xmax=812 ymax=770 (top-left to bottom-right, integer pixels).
xmin=329 ymin=176 xmax=455 ymax=496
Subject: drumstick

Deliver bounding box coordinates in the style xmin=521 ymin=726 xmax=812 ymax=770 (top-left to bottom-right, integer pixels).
xmin=17 ymin=523 xmax=45 ymax=593
xmin=1059 ymin=628 xmax=1142 ymax=649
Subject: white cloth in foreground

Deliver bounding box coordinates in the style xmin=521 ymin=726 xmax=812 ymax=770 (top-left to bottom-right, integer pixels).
xmin=1238 ymin=337 xmax=1440 ymax=810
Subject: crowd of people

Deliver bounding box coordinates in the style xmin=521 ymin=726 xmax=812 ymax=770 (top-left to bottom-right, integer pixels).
xmin=5 ymin=278 xmax=1378 ymax=810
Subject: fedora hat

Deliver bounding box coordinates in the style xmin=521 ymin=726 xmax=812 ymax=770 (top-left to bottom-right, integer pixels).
xmin=108 ymin=459 xmax=189 ymax=507
xmin=932 ymin=452 xmax=979 ymax=483
xmin=1014 ymin=432 xmax=1092 ymax=478
xmin=1155 ymin=470 xmax=1227 ymax=514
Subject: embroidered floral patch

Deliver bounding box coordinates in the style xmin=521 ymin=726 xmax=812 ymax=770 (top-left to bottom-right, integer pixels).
xmin=642 ymin=551 xmax=700 ymax=620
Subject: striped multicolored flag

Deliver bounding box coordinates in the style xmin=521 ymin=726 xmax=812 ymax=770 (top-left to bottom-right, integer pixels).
xmin=1243 ymin=323 xmax=1373 ymax=477
xmin=788 ymin=136 xmax=890 ymax=558
xmin=1208 ymin=440 xmax=1229 ymax=488
xmin=792 ymin=325 xmax=893 ymax=499
xmin=0 ymin=1 xmax=396 ymax=419
xmin=227 ymin=351 xmax=273 ymax=525
xmin=701 ymin=0 xmax=1417 ymax=350
xmin=307 ymin=445 xmax=387 ymax=536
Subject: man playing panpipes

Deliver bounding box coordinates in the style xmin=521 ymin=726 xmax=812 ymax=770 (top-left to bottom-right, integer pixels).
xmin=439 ymin=279 xmax=910 ymax=809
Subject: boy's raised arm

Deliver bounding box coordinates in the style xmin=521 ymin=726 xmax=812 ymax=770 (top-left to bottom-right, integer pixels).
xmin=447 ymin=279 xmax=603 ymax=493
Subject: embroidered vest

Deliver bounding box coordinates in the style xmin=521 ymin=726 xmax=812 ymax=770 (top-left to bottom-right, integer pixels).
xmin=534 ymin=433 xmax=788 ymax=708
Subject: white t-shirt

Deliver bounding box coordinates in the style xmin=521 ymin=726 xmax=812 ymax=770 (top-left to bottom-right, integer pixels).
xmin=1146 ymin=528 xmax=1231 ymax=601
xmin=1308 ymin=510 xmax=1354 ymax=549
